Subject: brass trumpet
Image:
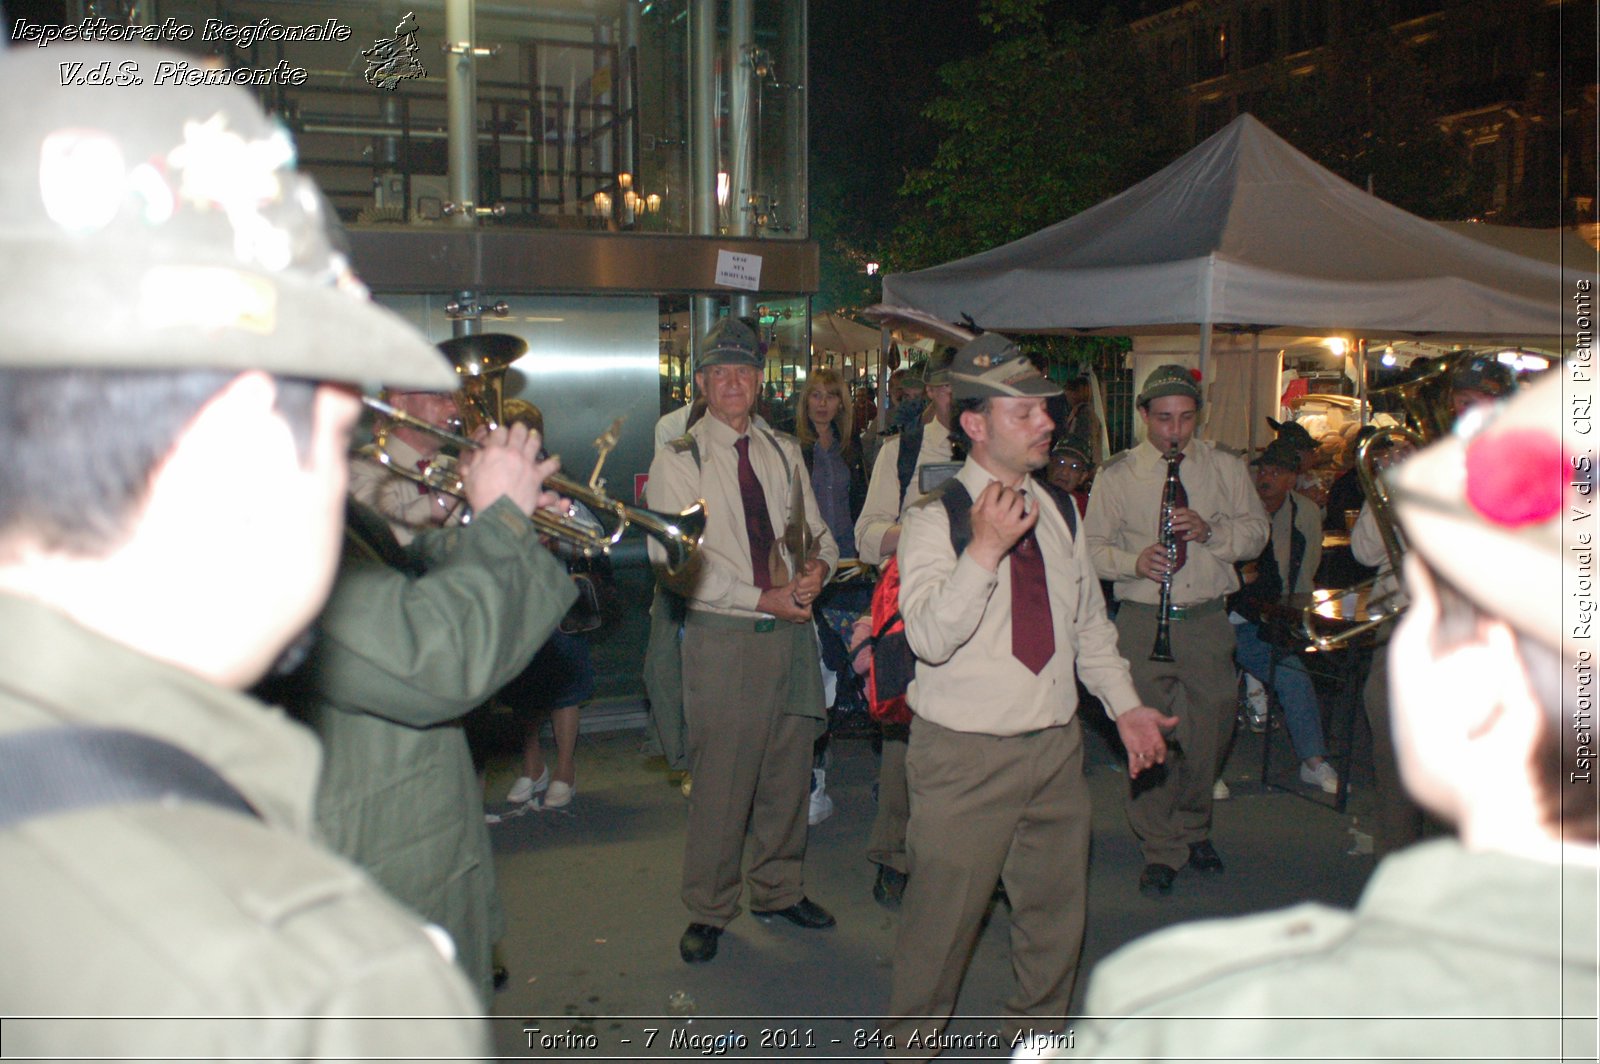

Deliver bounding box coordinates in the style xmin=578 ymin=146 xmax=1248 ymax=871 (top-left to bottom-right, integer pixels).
xmin=359 ymin=396 xmax=706 ymax=574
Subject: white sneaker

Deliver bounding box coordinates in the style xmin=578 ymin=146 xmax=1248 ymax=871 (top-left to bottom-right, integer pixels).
xmin=544 ymin=780 xmax=575 ymax=809
xmin=506 ymin=766 xmax=550 ymax=805
xmin=808 ymin=768 xmax=833 ymax=826
xmin=1212 ymin=778 xmax=1231 ymax=800
xmin=1300 ymin=761 xmax=1339 ymax=794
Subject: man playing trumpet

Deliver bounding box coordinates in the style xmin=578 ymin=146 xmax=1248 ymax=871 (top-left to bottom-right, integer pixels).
xmin=349 ymin=385 xmax=465 ymax=543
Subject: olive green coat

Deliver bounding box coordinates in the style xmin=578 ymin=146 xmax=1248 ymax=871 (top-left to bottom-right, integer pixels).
xmin=0 ymin=593 xmax=487 ymax=1060
xmin=297 ymin=498 xmax=574 ymax=1004
xmin=1044 ymin=840 xmax=1598 ymax=1064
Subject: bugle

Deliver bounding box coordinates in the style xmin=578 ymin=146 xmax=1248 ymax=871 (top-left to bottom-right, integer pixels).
xmin=359 ymin=397 xmax=706 ymax=574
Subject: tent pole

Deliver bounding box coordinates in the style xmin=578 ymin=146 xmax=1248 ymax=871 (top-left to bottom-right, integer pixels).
xmin=1355 ymin=339 xmax=1367 ymax=425
xmin=1198 ymin=322 xmax=1214 ymax=433
xmin=1247 ymin=328 xmax=1260 ymax=454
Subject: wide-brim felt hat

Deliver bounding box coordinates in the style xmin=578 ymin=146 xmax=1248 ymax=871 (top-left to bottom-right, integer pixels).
xmin=1391 ymin=371 xmax=1578 ymax=654
xmin=1267 ymin=416 xmax=1318 ymax=452
xmin=0 ymin=45 xmax=454 ymax=391
xmin=1250 ymin=438 xmax=1303 ymax=471
xmin=923 ymin=347 xmax=956 ymax=388
xmin=949 ymin=333 xmax=1060 ymax=400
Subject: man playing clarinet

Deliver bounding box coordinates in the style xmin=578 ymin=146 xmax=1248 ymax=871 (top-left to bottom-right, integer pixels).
xmin=1083 ymin=365 xmax=1268 ymax=897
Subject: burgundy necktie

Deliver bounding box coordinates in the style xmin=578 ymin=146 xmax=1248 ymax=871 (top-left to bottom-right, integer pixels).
xmin=415 ymin=458 xmax=431 ymax=496
xmin=1166 ymin=451 xmax=1190 ymax=571
xmin=1010 ymin=525 xmax=1054 ymax=674
xmin=734 ymin=436 xmax=777 ymax=590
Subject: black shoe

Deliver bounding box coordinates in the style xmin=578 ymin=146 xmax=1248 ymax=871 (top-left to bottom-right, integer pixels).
xmin=751 ymin=897 xmax=836 ymax=929
xmin=1187 ymin=840 xmax=1225 ymax=873
xmin=872 ymin=865 xmax=907 ymax=910
xmin=1139 ymin=862 xmax=1178 ymax=896
xmin=679 ymin=922 xmax=722 ymax=963
xmin=493 ymin=964 xmax=509 ymax=991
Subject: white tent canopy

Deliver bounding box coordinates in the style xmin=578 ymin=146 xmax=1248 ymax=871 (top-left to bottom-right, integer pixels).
xmin=810 ymin=311 xmax=883 ymax=355
xmin=881 ymin=114 xmax=1588 ymax=344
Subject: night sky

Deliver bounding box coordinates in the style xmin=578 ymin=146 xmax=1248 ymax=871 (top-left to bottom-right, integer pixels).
xmin=807 ymin=0 xmax=988 ymax=236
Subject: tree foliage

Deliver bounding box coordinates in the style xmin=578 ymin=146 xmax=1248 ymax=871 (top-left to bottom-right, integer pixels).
xmin=883 ymin=1 xmax=1185 ymax=273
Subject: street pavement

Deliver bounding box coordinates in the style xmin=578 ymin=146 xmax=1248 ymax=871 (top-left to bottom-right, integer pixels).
xmin=481 ymin=710 xmax=1383 ymax=1062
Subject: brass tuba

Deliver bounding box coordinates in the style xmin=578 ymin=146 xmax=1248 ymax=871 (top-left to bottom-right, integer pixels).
xmin=437 ymin=333 xmax=528 ymax=434
xmin=1300 ymin=355 xmax=1458 ymax=650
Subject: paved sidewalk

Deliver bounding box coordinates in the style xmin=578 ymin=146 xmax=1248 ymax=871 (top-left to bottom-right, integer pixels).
xmin=480 ymin=712 xmax=1381 ymax=1061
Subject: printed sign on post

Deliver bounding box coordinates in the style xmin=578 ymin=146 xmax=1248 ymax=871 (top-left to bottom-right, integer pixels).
xmin=715 ymin=249 xmax=762 ymax=292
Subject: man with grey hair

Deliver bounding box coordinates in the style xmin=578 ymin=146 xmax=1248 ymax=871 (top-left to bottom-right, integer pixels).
xmin=647 ymin=317 xmax=839 ymax=965
xmin=0 ymin=46 xmax=503 ymax=1059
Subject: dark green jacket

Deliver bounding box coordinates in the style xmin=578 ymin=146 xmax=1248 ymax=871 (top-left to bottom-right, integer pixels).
xmin=296 ymin=497 xmax=575 ymax=1003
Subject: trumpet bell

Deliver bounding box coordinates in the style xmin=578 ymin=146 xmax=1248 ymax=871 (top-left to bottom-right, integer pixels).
xmin=642 ymin=500 xmax=707 ymax=576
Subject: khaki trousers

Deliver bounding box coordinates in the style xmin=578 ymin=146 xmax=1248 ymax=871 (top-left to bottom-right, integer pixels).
xmin=1116 ymin=604 xmax=1237 ymax=868
xmin=885 ymin=717 xmax=1090 ymax=1060
xmin=866 ymin=733 xmax=910 ymax=873
xmin=642 ymin=586 xmax=688 ymax=771
xmin=680 ymin=616 xmax=818 ymax=925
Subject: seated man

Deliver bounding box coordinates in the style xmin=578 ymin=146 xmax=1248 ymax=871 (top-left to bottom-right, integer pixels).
xmin=1229 ymin=438 xmax=1338 ymax=793
xmin=1025 ymin=373 xmax=1596 ymax=1063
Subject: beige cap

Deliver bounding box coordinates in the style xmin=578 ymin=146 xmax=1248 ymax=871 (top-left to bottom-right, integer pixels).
xmin=1391 ymin=371 xmax=1582 ymax=653
xmin=0 ymin=45 xmax=454 ymax=391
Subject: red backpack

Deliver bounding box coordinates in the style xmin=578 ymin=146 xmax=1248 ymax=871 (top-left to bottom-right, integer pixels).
xmin=865 ymin=556 xmax=915 ymax=724
xmin=864 ymin=479 xmax=1078 ymax=725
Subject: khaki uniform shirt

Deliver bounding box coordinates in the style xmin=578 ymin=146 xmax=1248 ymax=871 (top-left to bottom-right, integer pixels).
xmin=1085 ymin=439 xmax=1269 ymax=606
xmin=349 ymin=435 xmax=458 ymax=545
xmin=647 ymin=413 xmax=838 ymax=618
xmin=0 ymin=594 xmax=487 ymax=1060
xmin=854 ymin=423 xmax=955 ymax=566
xmin=1038 ymin=840 xmax=1598 ymax=1064
xmin=898 ymin=459 xmax=1141 ymax=735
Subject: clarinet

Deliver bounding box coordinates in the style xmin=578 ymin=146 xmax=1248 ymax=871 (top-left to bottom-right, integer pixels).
xmin=1149 ymin=445 xmax=1182 ymax=662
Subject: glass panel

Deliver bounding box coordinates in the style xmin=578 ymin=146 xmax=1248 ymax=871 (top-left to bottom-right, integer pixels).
xmin=138 ymin=0 xmax=807 ymax=240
